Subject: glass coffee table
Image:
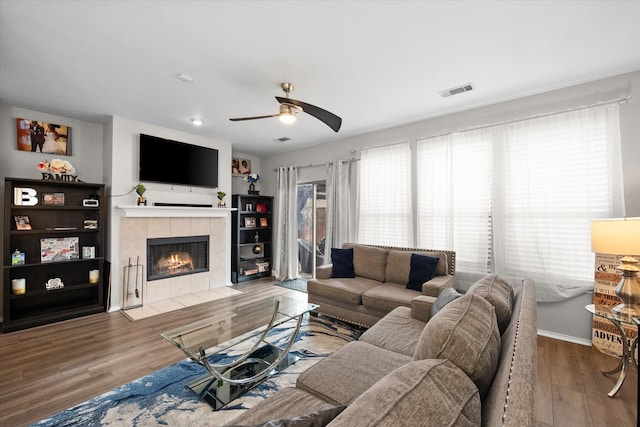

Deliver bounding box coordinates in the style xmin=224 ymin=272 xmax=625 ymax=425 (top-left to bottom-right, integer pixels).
xmin=161 ymin=295 xmax=318 ymax=409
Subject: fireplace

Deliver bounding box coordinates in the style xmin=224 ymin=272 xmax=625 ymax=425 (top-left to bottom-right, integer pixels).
xmin=147 ymin=235 xmax=209 ymax=281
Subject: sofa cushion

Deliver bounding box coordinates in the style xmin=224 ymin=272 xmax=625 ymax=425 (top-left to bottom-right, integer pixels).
xmin=330 ymin=248 xmax=355 ymax=278
xmin=467 ymin=275 xmax=514 ymax=334
xmin=242 ymin=405 xmax=346 ymax=427
xmin=307 ymin=277 xmax=381 ymax=306
xmin=343 ymin=243 xmax=388 ymax=282
xmin=359 ymin=306 xmax=426 ymax=357
xmin=297 ymin=341 xmax=412 ymax=405
xmin=383 ymin=251 xmax=413 ymax=284
xmin=362 ymin=283 xmax=417 ymax=313
xmin=224 ymin=387 xmax=338 ymax=427
xmin=430 ymin=286 xmax=462 ymax=317
xmin=406 ymin=253 xmax=439 ymax=291
xmin=413 ymin=293 xmax=501 ymax=400
xmin=384 ymin=250 xmax=448 ymax=285
xmin=328 ymin=359 xmax=481 ymax=427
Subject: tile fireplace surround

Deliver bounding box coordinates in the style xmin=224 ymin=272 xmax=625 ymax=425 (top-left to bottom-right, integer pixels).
xmin=117 ymin=206 xmax=231 ymax=306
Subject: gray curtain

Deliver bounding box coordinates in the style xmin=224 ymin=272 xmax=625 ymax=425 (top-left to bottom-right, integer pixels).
xmin=325 ymin=160 xmax=351 ymax=261
xmin=273 ymin=166 xmax=298 ymax=280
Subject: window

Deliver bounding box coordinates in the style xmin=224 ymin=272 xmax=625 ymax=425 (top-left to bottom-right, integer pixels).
xmin=417 ymin=130 xmax=493 ymax=274
xmin=358 ymin=143 xmax=412 ymax=246
xmin=358 ymin=104 xmax=623 ymax=300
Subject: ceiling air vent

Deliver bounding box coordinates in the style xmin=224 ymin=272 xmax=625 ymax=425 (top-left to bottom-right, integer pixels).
xmin=439 ymin=83 xmax=475 ymax=98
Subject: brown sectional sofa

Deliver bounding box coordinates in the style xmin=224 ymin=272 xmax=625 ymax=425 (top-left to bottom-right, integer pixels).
xmin=227 ymin=276 xmax=537 ymax=426
xmin=307 ymin=243 xmax=457 ymax=327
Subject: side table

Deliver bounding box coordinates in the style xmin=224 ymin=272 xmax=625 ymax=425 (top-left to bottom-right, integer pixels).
xmin=585 ymin=304 xmax=639 ymax=397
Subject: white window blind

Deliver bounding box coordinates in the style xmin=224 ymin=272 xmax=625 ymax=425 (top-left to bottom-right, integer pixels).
xmin=358 ymin=143 xmax=412 ymax=246
xmin=417 ymin=130 xmax=493 ymax=275
xmin=493 ymin=104 xmax=623 ymax=300
xmin=357 ymin=103 xmax=623 ymax=301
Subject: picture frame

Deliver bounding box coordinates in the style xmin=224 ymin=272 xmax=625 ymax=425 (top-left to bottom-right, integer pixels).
xmin=83 ymin=219 xmax=98 ymax=229
xmin=16 ymin=118 xmax=72 ymax=155
xmin=244 ymin=217 xmax=257 ymax=228
xmin=82 ymin=246 xmax=96 ymax=259
xmin=42 ymin=192 xmax=65 ymax=205
xmin=40 ymin=237 xmax=80 ymax=262
xmin=245 ymin=203 xmax=253 ymax=212
xmin=256 ymin=203 xmax=267 ymax=213
xmin=232 ymin=157 xmax=252 ymax=176
xmin=14 ymin=215 xmax=32 ymax=230
xmin=260 ymin=217 xmax=268 ymax=227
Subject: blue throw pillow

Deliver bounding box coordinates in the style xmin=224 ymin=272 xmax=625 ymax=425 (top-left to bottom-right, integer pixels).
xmin=331 ymin=248 xmax=355 ymax=278
xmin=406 ymin=253 xmax=439 ymax=291
xmin=430 ymin=287 xmax=462 ymax=317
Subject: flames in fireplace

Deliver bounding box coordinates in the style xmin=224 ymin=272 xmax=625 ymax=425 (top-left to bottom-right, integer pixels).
xmin=147 ymin=235 xmax=209 ymax=281
xmin=158 ymin=251 xmax=195 ymax=275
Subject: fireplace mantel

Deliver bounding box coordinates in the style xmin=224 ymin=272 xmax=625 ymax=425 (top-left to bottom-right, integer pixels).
xmin=116 ymin=205 xmax=236 ymax=218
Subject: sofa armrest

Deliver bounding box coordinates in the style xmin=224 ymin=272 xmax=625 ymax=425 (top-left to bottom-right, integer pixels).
xmin=316 ymin=264 xmax=333 ymax=280
xmin=411 ymin=295 xmax=437 ymax=322
xmin=421 ymin=274 xmax=455 ymax=297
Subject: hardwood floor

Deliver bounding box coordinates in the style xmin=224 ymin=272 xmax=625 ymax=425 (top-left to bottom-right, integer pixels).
xmin=536 ymin=335 xmax=637 ymax=426
xmin=0 ymin=280 xmax=637 ymax=427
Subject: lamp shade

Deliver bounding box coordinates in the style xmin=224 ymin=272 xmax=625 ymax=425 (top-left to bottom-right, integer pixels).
xmin=591 ymin=217 xmax=640 ymax=255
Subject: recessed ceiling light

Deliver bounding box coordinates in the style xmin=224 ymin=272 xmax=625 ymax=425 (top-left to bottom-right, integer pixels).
xmin=177 ymin=73 xmax=194 ymax=84
xmin=190 ymin=118 xmax=203 ymax=126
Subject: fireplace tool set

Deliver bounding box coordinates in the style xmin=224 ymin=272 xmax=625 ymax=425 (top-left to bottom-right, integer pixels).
xmin=122 ymin=256 xmax=144 ymax=310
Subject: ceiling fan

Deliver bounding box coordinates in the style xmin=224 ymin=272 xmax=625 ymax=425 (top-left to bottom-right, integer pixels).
xmin=229 ymin=82 xmax=342 ymax=132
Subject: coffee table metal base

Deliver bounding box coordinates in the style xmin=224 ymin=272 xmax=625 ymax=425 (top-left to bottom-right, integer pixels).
xmin=187 ymin=343 xmax=299 ymax=410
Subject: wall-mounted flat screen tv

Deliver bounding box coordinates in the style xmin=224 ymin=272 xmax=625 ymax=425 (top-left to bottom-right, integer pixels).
xmin=139 ymin=134 xmax=219 ymax=188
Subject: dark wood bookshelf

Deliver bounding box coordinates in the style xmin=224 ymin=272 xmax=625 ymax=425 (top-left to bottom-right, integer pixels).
xmin=3 ymin=177 xmax=107 ymax=332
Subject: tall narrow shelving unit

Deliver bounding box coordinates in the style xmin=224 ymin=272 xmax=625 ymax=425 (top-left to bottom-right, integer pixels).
xmin=3 ymin=178 xmax=107 ymax=332
xmin=231 ymin=194 xmax=273 ymax=283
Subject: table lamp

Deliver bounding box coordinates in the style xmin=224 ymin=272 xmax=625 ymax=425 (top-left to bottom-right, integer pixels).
xmin=591 ymin=217 xmax=640 ymax=317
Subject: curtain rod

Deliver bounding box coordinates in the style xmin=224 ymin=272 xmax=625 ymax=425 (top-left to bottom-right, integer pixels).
xmin=273 ymin=157 xmax=358 ymax=172
xmin=360 ymin=96 xmax=632 ymax=151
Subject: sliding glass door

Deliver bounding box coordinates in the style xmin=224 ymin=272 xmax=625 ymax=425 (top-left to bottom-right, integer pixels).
xmin=297 ymin=182 xmax=326 ymax=278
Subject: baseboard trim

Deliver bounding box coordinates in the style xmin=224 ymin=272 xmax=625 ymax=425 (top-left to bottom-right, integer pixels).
xmin=538 ymin=329 xmax=592 ymax=346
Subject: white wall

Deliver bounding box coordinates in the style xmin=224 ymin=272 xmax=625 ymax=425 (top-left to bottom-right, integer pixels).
xmin=231 ymin=151 xmax=261 ymax=197
xmin=106 ymin=116 xmax=233 ymax=309
xmin=261 ymin=70 xmax=640 ymax=342
xmin=0 ymin=105 xmax=104 ymax=183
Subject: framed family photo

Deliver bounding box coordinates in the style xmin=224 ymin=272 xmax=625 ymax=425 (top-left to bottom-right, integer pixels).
xmin=16 ymin=118 xmax=72 ymax=155
xmin=232 ymin=157 xmax=251 ymax=175
xmin=14 ymin=215 xmax=32 ymax=230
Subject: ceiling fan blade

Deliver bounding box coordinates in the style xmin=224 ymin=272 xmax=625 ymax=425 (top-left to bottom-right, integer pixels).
xmin=276 ymin=96 xmax=342 ymax=132
xmin=229 ymin=114 xmax=279 ymax=122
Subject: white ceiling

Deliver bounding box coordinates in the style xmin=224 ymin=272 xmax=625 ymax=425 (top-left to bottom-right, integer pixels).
xmin=1 ymin=1 xmax=639 ymax=157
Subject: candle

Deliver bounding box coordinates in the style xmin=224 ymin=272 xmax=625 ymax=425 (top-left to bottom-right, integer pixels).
xmin=12 ymin=278 xmax=26 ymax=295
xmin=89 ymin=270 xmax=100 ymax=284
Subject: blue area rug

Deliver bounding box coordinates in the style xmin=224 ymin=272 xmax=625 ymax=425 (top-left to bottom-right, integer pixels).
xmin=31 ymin=315 xmax=360 ymax=427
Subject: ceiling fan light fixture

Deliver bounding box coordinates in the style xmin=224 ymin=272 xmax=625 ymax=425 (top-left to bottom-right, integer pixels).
xmin=279 ymin=112 xmax=296 ymax=124
xmin=278 ymin=104 xmax=297 ymax=124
